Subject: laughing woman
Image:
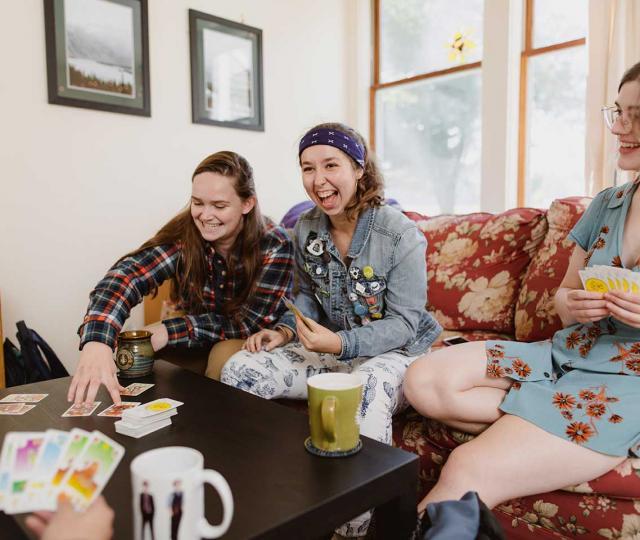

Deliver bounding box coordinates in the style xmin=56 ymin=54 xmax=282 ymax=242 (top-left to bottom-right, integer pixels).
xmin=403 ymin=61 xmax=640 ymax=525
xmin=220 ymin=122 xmax=442 ymax=538
xmin=68 ymin=151 xmax=293 ymax=405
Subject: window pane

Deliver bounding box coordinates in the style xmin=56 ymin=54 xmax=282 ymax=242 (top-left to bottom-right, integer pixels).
xmin=525 ymin=47 xmax=586 ymax=208
xmin=532 ymin=0 xmax=587 ymax=49
xmin=375 ymin=70 xmax=481 ymax=215
xmin=380 ymin=0 xmax=483 ymax=83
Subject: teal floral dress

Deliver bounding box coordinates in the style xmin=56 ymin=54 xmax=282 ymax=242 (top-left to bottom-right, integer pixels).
xmin=486 ymin=179 xmax=640 ymax=457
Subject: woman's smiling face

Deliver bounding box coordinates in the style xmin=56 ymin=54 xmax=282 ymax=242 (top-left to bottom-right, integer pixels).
xmin=300 ymin=145 xmax=363 ymax=217
xmin=612 ymin=81 xmax=640 ymax=171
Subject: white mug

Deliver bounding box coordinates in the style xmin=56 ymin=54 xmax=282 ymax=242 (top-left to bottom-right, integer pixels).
xmin=130 ymin=447 xmax=233 ymax=540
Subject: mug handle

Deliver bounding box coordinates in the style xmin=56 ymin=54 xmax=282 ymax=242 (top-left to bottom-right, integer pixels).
xmin=321 ymin=396 xmax=337 ymax=442
xmin=196 ymin=469 xmax=234 ymax=539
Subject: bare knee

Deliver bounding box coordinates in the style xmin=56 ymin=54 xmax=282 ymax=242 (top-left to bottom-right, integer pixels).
xmin=437 ymin=444 xmax=503 ymax=508
xmin=404 ymin=355 xmax=452 ymax=419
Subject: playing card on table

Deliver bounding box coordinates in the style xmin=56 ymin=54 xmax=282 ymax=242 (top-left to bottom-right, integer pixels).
xmin=0 ymin=403 xmax=35 ymax=415
xmin=62 ymin=402 xmax=101 ymax=417
xmin=122 ymin=398 xmax=183 ymax=420
xmin=97 ymin=402 xmax=140 ymax=417
xmin=3 ymin=432 xmax=47 ymax=514
xmin=11 ymin=430 xmax=70 ymax=514
xmin=120 ymin=383 xmax=154 ymax=396
xmin=56 ymin=431 xmax=124 ymax=510
xmin=0 ymin=394 xmax=48 ymax=403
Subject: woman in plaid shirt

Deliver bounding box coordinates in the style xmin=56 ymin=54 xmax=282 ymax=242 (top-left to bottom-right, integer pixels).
xmin=68 ymin=151 xmax=294 ymax=405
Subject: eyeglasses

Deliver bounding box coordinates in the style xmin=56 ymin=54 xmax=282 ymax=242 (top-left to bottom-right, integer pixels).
xmin=601 ymin=105 xmax=640 ymax=132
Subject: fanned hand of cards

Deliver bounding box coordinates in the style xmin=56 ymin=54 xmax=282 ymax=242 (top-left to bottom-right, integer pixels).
xmin=579 ymin=265 xmax=640 ymax=294
xmin=0 ymin=429 xmax=124 ymax=514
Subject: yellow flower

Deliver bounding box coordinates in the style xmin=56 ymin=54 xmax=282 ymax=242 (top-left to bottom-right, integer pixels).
xmin=446 ymin=30 xmax=477 ymax=64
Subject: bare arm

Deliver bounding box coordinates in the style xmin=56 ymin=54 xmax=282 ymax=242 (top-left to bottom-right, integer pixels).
xmin=554 ymin=245 xmax=608 ymax=327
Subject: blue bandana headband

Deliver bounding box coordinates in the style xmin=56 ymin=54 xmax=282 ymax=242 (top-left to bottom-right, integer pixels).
xmin=298 ymin=128 xmax=365 ymax=167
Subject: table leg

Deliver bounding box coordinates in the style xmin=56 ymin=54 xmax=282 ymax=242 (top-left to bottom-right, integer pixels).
xmin=375 ymin=486 xmax=417 ymax=540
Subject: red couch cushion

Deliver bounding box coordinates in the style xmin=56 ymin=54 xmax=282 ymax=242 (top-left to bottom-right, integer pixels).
xmin=406 ymin=209 xmax=547 ymax=334
xmin=514 ymin=197 xmax=591 ymax=341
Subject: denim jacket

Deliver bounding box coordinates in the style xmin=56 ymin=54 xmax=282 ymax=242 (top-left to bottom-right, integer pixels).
xmin=278 ymin=205 xmax=442 ymax=360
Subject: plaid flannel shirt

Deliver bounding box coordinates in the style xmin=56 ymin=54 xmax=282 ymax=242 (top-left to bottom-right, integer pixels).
xmin=78 ymin=222 xmax=294 ymax=349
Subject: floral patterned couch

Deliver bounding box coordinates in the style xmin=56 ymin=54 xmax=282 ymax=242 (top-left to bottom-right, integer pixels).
xmin=396 ymin=196 xmax=640 ymax=539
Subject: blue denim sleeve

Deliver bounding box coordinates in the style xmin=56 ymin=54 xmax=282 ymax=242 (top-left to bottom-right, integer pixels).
xmin=567 ymin=189 xmax=608 ymax=251
xmin=336 ymin=226 xmax=428 ymax=359
xmin=276 ymin=222 xmax=323 ymax=337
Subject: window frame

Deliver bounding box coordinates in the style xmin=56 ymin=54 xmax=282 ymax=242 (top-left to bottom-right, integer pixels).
xmin=370 ymin=0 xmax=482 ymax=151
xmin=370 ymin=0 xmax=587 ymax=211
xmin=517 ymin=0 xmax=586 ymax=206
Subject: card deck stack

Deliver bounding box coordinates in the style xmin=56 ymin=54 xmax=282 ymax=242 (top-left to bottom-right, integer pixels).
xmin=0 ymin=429 xmax=124 ymax=514
xmin=579 ymin=265 xmax=640 ymax=294
xmin=115 ymin=398 xmax=182 ymax=439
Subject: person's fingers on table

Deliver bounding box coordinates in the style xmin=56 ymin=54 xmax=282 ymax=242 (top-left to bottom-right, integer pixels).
xmin=67 ymin=376 xmax=79 ymax=402
xmin=72 ymin=376 xmax=91 ymax=405
xmin=84 ymin=379 xmax=102 ymax=405
xmin=104 ymin=377 xmax=122 ymax=406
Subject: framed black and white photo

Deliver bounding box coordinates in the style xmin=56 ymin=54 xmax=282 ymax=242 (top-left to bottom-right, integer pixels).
xmin=43 ymin=0 xmax=150 ymax=116
xmin=189 ymin=10 xmax=264 ymax=131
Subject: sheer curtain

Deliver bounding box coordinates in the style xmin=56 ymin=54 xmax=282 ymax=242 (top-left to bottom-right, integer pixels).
xmin=585 ymin=0 xmax=640 ymax=193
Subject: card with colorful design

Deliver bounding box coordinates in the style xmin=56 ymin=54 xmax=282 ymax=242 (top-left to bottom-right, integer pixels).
xmin=9 ymin=430 xmax=70 ymax=514
xmin=4 ymin=432 xmax=47 ymax=513
xmin=62 ymin=402 xmax=101 ymax=417
xmin=42 ymin=428 xmax=91 ymax=510
xmin=120 ymin=383 xmax=154 ymax=396
xmin=0 ymin=394 xmax=48 ymax=403
xmin=121 ymin=398 xmax=183 ymax=420
xmin=56 ymin=431 xmax=124 ymax=510
xmin=579 ymin=265 xmax=640 ymax=294
xmin=0 ymin=403 xmax=35 ymax=415
xmin=97 ymin=402 xmax=140 ymax=417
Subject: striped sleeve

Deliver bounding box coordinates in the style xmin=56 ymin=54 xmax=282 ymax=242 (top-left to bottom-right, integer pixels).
xmin=78 ymin=244 xmax=180 ymax=349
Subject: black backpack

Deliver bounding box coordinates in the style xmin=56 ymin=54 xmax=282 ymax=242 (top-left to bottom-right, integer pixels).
xmin=3 ymin=321 xmax=69 ymax=387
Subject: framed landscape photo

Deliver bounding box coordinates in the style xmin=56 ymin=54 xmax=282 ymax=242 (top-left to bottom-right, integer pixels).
xmin=43 ymin=0 xmax=150 ymax=116
xmin=189 ymin=10 xmax=264 ymax=131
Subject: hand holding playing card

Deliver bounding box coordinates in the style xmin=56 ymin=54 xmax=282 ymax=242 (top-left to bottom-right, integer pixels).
xmin=605 ymin=290 xmax=640 ymax=328
xmin=565 ymin=289 xmax=609 ymax=323
xmin=25 ymin=495 xmax=114 ymax=540
xmin=295 ymin=316 xmax=342 ymax=354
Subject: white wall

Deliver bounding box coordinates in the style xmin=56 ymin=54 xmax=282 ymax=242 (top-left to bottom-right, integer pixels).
xmin=0 ymin=0 xmax=358 ymax=371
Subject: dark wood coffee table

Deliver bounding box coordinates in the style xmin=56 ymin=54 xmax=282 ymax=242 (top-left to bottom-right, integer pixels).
xmin=0 ymin=360 xmax=418 ymax=539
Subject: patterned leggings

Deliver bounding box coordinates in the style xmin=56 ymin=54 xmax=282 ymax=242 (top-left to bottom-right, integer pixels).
xmin=220 ymin=343 xmax=419 ymax=537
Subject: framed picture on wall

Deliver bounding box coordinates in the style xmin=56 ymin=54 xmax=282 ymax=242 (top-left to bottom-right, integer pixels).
xmin=189 ymin=10 xmax=264 ymax=131
xmin=43 ymin=0 xmax=150 ymax=116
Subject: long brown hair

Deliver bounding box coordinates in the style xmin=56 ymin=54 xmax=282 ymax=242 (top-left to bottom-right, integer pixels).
xmin=618 ymin=60 xmax=640 ymax=91
xmin=301 ymin=122 xmax=384 ymax=220
xmin=125 ymin=151 xmax=265 ymax=317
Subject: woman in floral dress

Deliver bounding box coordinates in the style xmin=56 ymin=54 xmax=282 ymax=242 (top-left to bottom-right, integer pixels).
xmin=403 ymin=61 xmax=640 ymax=514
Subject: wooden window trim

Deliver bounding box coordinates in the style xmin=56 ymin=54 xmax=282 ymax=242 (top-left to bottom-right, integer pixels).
xmin=370 ymin=0 xmax=480 ymax=151
xmin=517 ymin=0 xmax=586 ymax=206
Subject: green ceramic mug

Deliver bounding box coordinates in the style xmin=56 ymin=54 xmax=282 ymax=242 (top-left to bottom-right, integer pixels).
xmin=115 ymin=330 xmax=154 ymax=378
xmin=306 ymin=373 xmax=363 ymax=456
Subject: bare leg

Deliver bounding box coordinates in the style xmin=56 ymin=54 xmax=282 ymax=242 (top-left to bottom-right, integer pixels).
xmin=403 ymin=341 xmax=512 ymax=434
xmin=418 ymin=414 xmax=625 ymax=513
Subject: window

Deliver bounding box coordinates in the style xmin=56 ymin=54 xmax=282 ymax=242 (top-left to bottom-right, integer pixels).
xmin=373 ymin=0 xmax=484 ymax=216
xmin=519 ymin=0 xmax=587 ymax=207
xmin=371 ymin=0 xmax=588 ymax=214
